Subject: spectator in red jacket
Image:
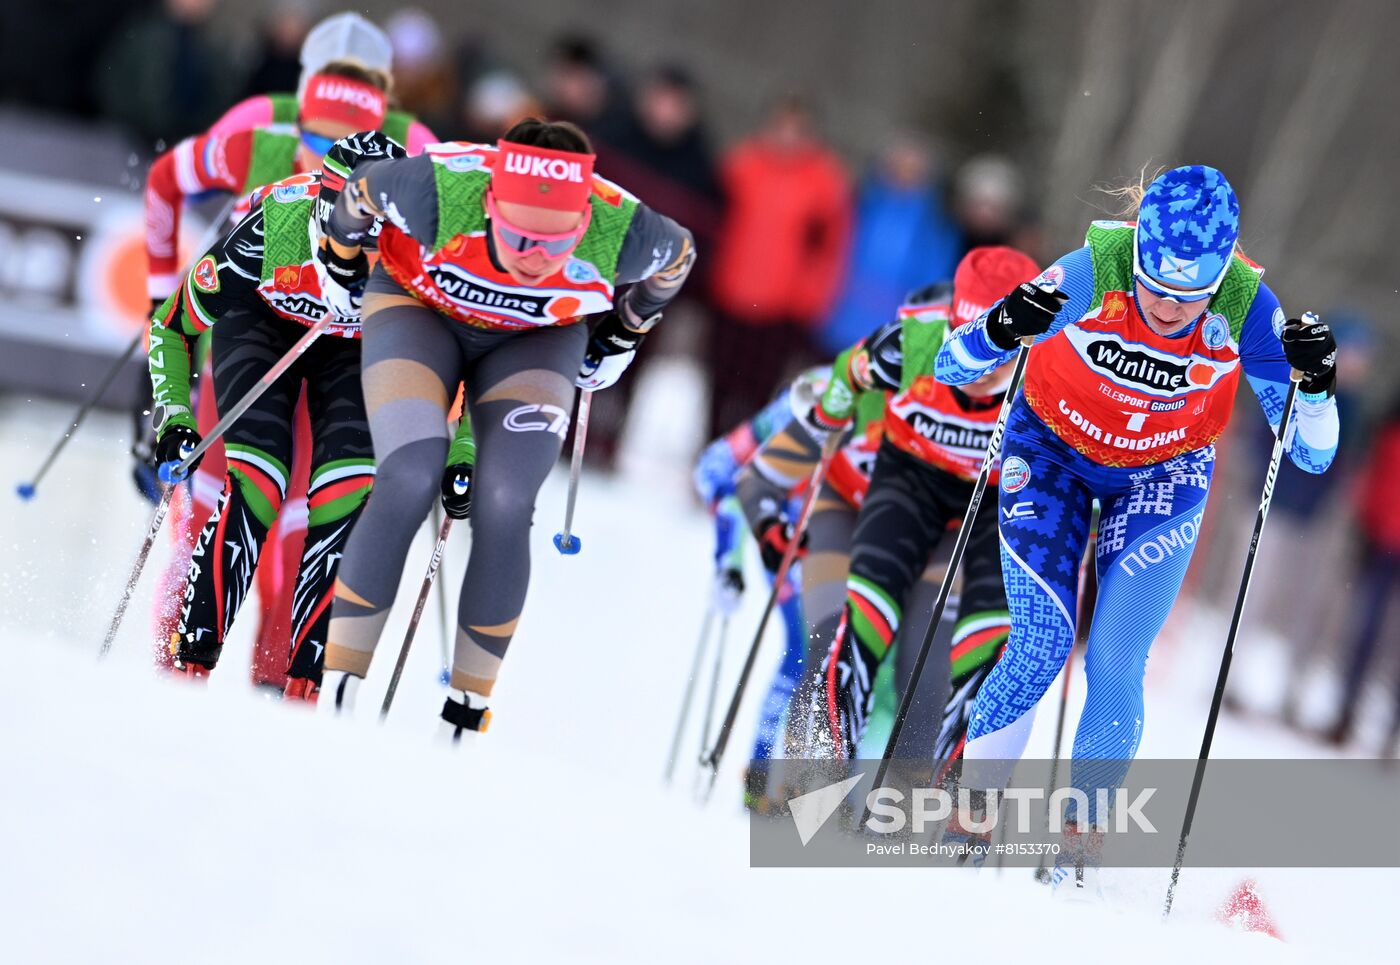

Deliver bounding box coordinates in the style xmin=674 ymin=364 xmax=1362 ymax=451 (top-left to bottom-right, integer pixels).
xmin=1326 ymin=394 xmax=1400 ymax=750
xmin=706 ymin=97 xmax=852 ymax=440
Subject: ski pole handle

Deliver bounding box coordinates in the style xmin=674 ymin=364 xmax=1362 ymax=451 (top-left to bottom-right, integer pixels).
xmin=1022 ymin=279 xmax=1061 ymax=347
xmin=1288 ymin=311 xmax=1320 ymax=383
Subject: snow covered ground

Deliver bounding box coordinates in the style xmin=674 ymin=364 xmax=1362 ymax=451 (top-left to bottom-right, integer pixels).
xmin=1 ymin=369 xmax=1393 ymax=963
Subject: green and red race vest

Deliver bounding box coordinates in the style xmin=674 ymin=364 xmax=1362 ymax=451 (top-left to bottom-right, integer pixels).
xmin=882 ymin=300 xmax=1006 ymax=483
xmin=1022 ymin=221 xmax=1263 ymax=467
xmin=377 ymin=143 xmax=640 ymax=331
xmin=825 ymin=389 xmax=888 ymax=508
xmin=252 ymin=173 xmax=360 ymax=337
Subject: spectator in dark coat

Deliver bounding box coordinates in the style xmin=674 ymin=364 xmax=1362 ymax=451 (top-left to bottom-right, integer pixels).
xmin=586 ymin=65 xmax=723 ymax=468
xmin=92 ymin=0 xmax=244 ymax=147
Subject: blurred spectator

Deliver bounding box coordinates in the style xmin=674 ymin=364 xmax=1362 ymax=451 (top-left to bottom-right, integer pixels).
xmin=385 ymin=8 xmax=457 ymax=135
xmin=818 ymin=133 xmax=961 ymax=355
xmin=707 ymin=97 xmax=851 ymax=440
xmin=1244 ymin=318 xmax=1376 ymax=724
xmin=589 ymin=64 xmax=723 ymax=468
xmin=240 ymin=0 xmax=316 ymax=100
xmin=543 ymin=35 xmax=629 ymax=139
xmin=952 ymin=153 xmax=1036 ymax=253
xmin=595 ymin=66 xmax=720 ymax=240
xmin=92 ymin=0 xmax=243 ymax=147
xmin=460 ymin=70 xmax=541 ymax=143
xmin=0 ymin=0 xmax=129 ymax=117
xmin=1325 ymin=392 xmax=1400 ymax=750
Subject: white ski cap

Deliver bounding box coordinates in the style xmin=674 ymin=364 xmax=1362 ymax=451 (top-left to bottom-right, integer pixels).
xmin=298 ymin=12 xmax=394 ymax=95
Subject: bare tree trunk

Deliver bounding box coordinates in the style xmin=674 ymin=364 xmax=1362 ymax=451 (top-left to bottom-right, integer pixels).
xmin=1245 ymin=0 xmax=1377 ymax=267
xmin=1113 ymin=0 xmax=1237 ymax=174
xmin=1042 ymin=0 xmax=1137 ymax=250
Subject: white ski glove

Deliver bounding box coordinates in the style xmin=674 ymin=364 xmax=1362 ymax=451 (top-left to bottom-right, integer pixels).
xmin=309 ymin=219 xmax=367 ymax=322
xmin=577 ymin=349 xmax=636 ymax=391
xmin=577 ymin=308 xmax=656 ymax=390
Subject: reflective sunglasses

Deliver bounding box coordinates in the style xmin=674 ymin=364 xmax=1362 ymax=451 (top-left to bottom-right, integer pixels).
xmin=299 ymin=129 xmax=338 ymax=158
xmin=485 ymin=190 xmax=590 ymax=257
xmin=1132 ymin=231 xmax=1223 ymax=304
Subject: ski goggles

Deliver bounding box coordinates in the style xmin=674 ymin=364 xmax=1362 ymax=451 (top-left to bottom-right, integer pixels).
xmin=485 ymin=190 xmax=591 ymax=257
xmin=299 ymin=129 xmax=338 ymax=158
xmin=1132 ymin=231 xmax=1224 ymax=304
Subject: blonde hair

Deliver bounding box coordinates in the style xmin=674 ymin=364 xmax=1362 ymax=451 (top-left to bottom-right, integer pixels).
xmin=1098 ymin=163 xmax=1166 ymax=220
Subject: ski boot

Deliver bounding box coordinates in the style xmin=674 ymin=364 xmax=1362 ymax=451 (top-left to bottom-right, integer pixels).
xmin=282 ymin=637 xmax=324 ymax=704
xmin=940 ymin=789 xmax=994 ymax=869
xmin=168 ymin=630 xmax=219 ymax=677
xmin=318 ymin=670 xmax=362 ymax=716
xmin=1049 ymin=822 xmax=1105 ymax=902
xmin=820 ymin=611 xmax=880 ymax=760
xmin=743 ymin=763 xmax=792 ymax=816
xmin=438 ymin=690 xmax=492 ymax=744
xmin=282 ymin=677 xmax=319 ymax=703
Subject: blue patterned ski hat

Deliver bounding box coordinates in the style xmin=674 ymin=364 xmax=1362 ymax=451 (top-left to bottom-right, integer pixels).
xmin=1134 ymin=165 xmax=1239 ymax=298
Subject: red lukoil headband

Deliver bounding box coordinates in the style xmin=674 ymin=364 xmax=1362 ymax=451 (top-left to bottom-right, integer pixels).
xmin=492 ymin=140 xmax=596 ymax=211
xmin=300 ymin=73 xmax=387 ymax=130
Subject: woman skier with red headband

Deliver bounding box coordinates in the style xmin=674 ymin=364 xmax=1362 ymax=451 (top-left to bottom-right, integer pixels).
xmin=312 ymin=118 xmax=695 ymax=738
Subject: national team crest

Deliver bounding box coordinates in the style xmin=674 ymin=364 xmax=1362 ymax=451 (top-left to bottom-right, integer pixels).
xmin=1202 ymin=313 xmax=1229 ymax=349
xmin=192 ymin=256 xmax=219 ymax=293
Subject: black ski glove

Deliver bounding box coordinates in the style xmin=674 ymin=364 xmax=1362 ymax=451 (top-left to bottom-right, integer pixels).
xmin=1281 ymin=316 xmax=1337 ymax=396
xmin=986 ymin=282 xmax=1070 ymax=350
xmin=154 ymin=425 xmax=203 ymax=482
xmin=755 ymin=515 xmax=809 ymax=573
xmin=440 ymin=462 xmax=474 ymax=519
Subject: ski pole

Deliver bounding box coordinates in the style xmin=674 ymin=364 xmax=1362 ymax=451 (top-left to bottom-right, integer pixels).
xmin=97 ymin=315 xmax=333 ymax=657
xmin=18 ymin=197 xmax=239 ymax=501
xmin=1035 ymin=504 xmax=1099 ymax=883
xmin=1163 ymin=318 xmax=1313 ymax=918
xmin=17 ymin=331 xmax=143 ymax=502
xmin=553 ymin=388 xmax=592 ymax=555
xmin=98 ymin=486 xmax=177 ymax=659
xmin=431 ymin=503 xmax=454 ymax=686
xmin=862 ymin=336 xmax=1034 ymax=822
xmin=664 ymin=608 xmax=716 ymax=784
xmin=700 ymin=430 xmax=843 ymax=798
xmin=699 ymin=615 xmax=732 ymax=756
xmin=381 ymin=512 xmax=454 ymax=718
